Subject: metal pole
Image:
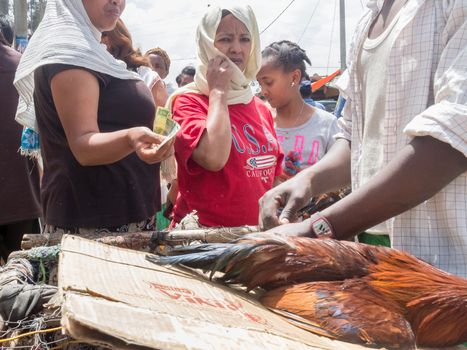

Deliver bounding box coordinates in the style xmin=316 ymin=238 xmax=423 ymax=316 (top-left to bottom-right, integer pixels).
xmin=339 ymin=0 xmax=347 ymax=70
xmin=13 ymin=0 xmax=27 ymax=51
xmin=0 ymin=0 xmax=9 ymax=16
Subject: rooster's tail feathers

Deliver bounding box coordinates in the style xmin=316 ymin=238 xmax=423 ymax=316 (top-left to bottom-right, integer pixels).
xmin=146 ymin=243 xmax=231 ymax=269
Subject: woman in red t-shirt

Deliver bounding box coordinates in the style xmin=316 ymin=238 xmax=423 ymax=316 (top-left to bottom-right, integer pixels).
xmin=169 ymin=6 xmax=283 ymax=227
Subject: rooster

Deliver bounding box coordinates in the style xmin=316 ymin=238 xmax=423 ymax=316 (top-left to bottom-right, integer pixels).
xmin=146 ymin=235 xmax=467 ymax=348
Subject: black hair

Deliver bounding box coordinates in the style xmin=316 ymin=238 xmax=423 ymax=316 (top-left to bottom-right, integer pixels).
xmin=0 ymin=16 xmax=14 ymax=45
xmin=262 ymin=40 xmax=311 ymax=79
xmin=176 ymin=74 xmax=182 ymax=85
xmin=181 ymin=65 xmax=195 ymax=77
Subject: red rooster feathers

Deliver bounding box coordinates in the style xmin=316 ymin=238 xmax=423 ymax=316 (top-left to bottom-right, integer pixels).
xmin=147 ymin=235 xmax=467 ymax=348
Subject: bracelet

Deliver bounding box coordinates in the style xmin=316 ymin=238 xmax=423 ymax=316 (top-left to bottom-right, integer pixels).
xmin=309 ymin=212 xmax=335 ymax=239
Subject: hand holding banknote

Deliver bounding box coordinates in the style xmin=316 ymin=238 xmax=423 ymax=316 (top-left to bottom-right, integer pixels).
xmin=153 ymin=106 xmax=181 ymax=148
xmin=138 ymin=106 xmax=181 ymax=164
xmin=135 ymin=133 xmax=174 ymax=164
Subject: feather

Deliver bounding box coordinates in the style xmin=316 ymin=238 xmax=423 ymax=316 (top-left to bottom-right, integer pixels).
xmin=165 ymin=243 xmax=233 ymax=255
xmin=220 ymin=238 xmax=383 ymax=290
xmin=210 ymin=242 xmax=261 ymax=280
xmin=261 ymin=280 xmax=415 ymax=349
xmin=148 ymin=234 xmax=467 ymax=348
xmin=148 ymin=236 xmax=386 ymax=289
xmin=268 ymin=308 xmax=337 ymax=339
xmin=365 ymin=248 xmax=467 ymax=346
xmin=146 ymin=246 xmax=226 ymax=269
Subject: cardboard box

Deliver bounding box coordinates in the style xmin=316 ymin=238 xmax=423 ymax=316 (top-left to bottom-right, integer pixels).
xmin=57 ymin=235 xmax=396 ymax=350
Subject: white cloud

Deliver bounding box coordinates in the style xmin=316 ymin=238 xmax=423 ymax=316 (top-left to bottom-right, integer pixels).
xmin=122 ymin=0 xmax=367 ymax=86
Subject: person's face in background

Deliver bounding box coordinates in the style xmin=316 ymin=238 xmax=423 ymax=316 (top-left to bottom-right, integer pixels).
xmin=180 ymin=73 xmax=194 ymax=86
xmin=82 ymin=0 xmax=125 ymax=32
xmin=256 ymin=56 xmax=301 ymax=109
xmin=148 ymin=54 xmax=169 ymax=79
xmin=214 ymin=14 xmax=251 ymax=72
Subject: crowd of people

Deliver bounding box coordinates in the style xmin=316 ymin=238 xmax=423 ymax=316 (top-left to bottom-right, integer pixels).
xmin=0 ymin=0 xmax=465 ymax=279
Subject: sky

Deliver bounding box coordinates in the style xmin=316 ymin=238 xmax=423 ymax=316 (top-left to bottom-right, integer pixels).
xmin=122 ymin=0 xmax=368 ymax=88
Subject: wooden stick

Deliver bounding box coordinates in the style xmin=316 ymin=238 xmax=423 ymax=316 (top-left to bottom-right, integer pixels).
xmin=20 ymin=226 xmax=260 ymax=250
xmin=159 ymin=226 xmax=259 ymax=244
xmin=20 ymin=231 xmax=141 ymax=250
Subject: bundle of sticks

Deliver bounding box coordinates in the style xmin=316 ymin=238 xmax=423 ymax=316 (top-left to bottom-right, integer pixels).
xmin=17 ymin=188 xmax=350 ymax=256
xmin=18 ymin=226 xmax=259 ymax=253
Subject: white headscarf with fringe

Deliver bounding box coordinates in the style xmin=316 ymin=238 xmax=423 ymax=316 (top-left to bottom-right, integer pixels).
xmin=166 ymin=5 xmax=261 ymax=111
xmin=14 ymin=0 xmax=141 ymax=133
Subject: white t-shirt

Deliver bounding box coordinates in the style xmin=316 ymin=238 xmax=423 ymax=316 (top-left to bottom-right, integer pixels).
xmin=356 ymin=7 xmax=405 ymax=235
xmin=275 ymin=108 xmax=339 ymax=169
xmin=336 ymin=1 xmax=467 ymax=277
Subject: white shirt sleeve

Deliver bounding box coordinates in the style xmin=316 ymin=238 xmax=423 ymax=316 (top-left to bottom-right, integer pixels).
xmin=404 ymin=3 xmax=467 ymax=157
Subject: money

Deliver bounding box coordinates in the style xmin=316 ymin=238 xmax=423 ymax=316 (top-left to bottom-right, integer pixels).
xmin=153 ymin=106 xmax=180 ymax=148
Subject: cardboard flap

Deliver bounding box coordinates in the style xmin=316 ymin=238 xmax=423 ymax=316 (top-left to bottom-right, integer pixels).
xmin=59 ymin=235 xmax=375 ymax=350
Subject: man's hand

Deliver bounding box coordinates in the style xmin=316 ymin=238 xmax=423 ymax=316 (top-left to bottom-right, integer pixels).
xmin=263 ymin=219 xmax=315 ymax=238
xmin=259 ymin=169 xmax=314 ymax=230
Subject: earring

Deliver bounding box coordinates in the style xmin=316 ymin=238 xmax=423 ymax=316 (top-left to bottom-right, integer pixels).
xmin=291 ymin=82 xmax=295 ymax=87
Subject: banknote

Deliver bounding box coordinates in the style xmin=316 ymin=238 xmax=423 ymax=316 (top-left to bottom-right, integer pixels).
xmin=153 ymin=106 xmax=180 ymax=148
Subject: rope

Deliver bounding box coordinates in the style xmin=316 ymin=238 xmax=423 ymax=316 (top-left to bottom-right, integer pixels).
xmin=0 ymin=335 xmax=74 ymax=349
xmin=0 ymin=326 xmax=64 ymax=344
xmin=297 ymin=0 xmax=322 ymax=44
xmin=260 ymin=0 xmax=297 ymax=35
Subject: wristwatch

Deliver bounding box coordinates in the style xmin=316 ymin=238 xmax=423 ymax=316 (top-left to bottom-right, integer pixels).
xmin=309 ymin=212 xmax=335 ymax=239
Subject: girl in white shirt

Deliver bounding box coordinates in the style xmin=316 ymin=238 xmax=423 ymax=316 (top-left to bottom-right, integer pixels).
xmin=257 ymin=40 xmax=339 ymax=179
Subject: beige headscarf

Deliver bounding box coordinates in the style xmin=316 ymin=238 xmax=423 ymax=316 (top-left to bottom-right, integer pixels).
xmin=14 ymin=0 xmax=141 ymax=132
xmin=166 ymin=5 xmax=261 ymax=111
xmin=162 ymin=5 xmax=261 ymax=183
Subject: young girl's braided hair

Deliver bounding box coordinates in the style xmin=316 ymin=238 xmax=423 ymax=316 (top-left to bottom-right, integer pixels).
xmin=262 ymin=40 xmax=311 ymax=79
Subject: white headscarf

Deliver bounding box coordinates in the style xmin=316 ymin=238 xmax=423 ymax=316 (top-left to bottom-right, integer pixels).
xmin=166 ymin=5 xmax=261 ymax=111
xmin=14 ymin=0 xmax=141 ymax=132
